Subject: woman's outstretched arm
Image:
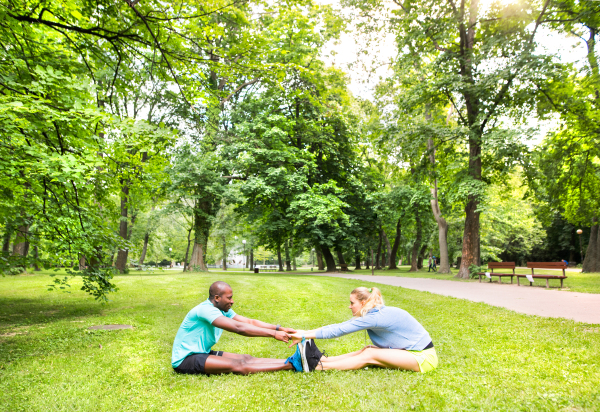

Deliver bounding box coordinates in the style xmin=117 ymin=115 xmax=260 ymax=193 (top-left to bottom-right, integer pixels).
xmin=289 ymin=314 xmax=377 ymax=347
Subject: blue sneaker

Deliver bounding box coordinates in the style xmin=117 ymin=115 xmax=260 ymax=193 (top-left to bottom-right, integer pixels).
xmin=285 ymin=344 xmax=303 ymax=372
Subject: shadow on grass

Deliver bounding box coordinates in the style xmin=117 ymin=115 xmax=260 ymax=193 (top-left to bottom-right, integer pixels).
xmin=0 ymin=296 xmax=103 ymax=328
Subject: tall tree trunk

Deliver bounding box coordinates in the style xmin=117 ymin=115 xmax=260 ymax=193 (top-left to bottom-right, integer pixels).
xmin=382 ymin=230 xmax=392 ymax=268
xmin=139 ymin=232 xmax=150 ymax=265
xmin=183 ymin=228 xmax=192 ymax=272
xmin=33 ymin=245 xmax=40 ymax=271
xmin=583 ymin=217 xmax=599 ymax=272
xmin=284 ymin=239 xmax=292 ymax=271
xmin=12 ymin=223 xmax=30 ymax=257
xmin=375 ymin=228 xmax=383 ymax=270
xmin=291 ymin=238 xmax=297 ymax=270
xmin=188 ymin=199 xmax=212 ymax=271
xmin=138 ymin=204 xmax=154 ymax=266
xmin=457 ymin=195 xmax=481 ymax=278
xmin=321 ymin=246 xmax=337 ymax=272
xmin=250 ymin=248 xmax=254 ymax=270
xmin=417 ymin=244 xmax=427 ymax=269
xmin=409 ymin=208 xmax=422 ymax=272
xmin=388 ymin=217 xmax=402 ymax=270
xmin=316 ymin=248 xmax=324 ymax=270
xmin=2 ymin=224 xmax=12 ymax=254
xmin=189 ymin=242 xmax=206 ymax=271
xmin=354 ymin=245 xmax=362 ymax=270
xmin=336 ymin=247 xmax=346 ymax=267
xmin=13 ymin=220 xmax=29 ymax=256
xmin=277 ymin=243 xmax=283 ymax=272
xmin=115 ymin=184 xmax=129 ymax=272
xmin=427 ymin=137 xmax=451 ymax=274
xmin=456 ymin=0 xmax=483 ymax=278
xmin=222 ymin=238 xmax=227 ymax=270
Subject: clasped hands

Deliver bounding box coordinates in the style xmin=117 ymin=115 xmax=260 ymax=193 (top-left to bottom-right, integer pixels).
xmin=273 ymin=327 xmax=306 ymax=348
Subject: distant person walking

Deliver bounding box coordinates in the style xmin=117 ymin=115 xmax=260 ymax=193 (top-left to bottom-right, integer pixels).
xmin=432 ymin=255 xmax=437 ymax=271
xmin=428 ymin=255 xmax=437 ymax=272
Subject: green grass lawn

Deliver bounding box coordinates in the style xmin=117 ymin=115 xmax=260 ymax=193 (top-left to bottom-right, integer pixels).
xmin=1 ymin=270 xmax=600 ymax=411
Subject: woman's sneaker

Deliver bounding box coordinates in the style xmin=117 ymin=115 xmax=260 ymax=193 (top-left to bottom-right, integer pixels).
xmin=305 ymin=339 xmax=324 ymax=372
xmin=299 ymin=338 xmax=309 ymax=372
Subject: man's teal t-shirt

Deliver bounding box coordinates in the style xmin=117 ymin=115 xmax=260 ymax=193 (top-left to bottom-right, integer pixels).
xmin=171 ymin=299 xmax=236 ymax=368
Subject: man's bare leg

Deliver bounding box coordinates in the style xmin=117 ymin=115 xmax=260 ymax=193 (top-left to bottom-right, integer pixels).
xmin=204 ymin=355 xmax=294 ymax=375
xmin=318 ymin=347 xmax=419 ymax=372
xmin=220 ymin=352 xmax=288 ymax=364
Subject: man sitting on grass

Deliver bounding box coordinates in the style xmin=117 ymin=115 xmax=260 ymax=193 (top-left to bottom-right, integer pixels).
xmin=172 ymin=281 xmax=299 ymax=375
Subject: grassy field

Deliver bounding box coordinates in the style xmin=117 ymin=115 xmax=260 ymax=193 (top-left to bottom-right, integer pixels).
xmin=1 ymin=270 xmax=600 ymax=411
xmin=286 ymin=265 xmax=600 ymax=294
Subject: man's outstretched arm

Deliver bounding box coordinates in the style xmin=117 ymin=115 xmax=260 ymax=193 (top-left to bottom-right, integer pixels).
xmin=233 ymin=314 xmax=296 ymax=333
xmin=212 ymin=316 xmax=291 ymax=342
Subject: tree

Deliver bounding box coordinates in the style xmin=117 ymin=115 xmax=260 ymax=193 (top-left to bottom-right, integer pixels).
xmin=529 ymin=0 xmax=600 ymax=271
xmin=349 ymin=0 xmax=557 ymax=278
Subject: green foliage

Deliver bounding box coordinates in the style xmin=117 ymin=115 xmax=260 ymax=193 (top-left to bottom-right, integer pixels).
xmin=468 ymin=264 xmax=486 ymax=279
xmin=480 ymin=174 xmax=545 ymax=263
xmin=1 ymin=0 xmax=595 ymax=297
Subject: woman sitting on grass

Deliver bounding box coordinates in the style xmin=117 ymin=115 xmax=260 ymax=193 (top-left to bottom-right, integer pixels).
xmin=289 ymin=287 xmax=438 ymax=373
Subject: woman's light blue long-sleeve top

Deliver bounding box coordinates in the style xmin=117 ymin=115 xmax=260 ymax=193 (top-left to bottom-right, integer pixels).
xmin=315 ymin=305 xmax=432 ymax=351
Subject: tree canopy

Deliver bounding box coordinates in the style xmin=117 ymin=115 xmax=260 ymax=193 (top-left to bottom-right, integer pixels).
xmin=2 ymin=0 xmax=599 ymax=299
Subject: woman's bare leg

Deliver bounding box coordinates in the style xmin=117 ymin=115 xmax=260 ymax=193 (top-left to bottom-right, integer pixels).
xmin=318 ymin=347 xmax=420 ymax=372
xmin=320 ymin=345 xmax=375 ymax=362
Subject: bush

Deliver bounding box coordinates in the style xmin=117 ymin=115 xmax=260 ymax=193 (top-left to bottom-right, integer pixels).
xmin=4 ymin=266 xmax=25 ymax=276
xmin=469 ymin=264 xmax=486 ymax=279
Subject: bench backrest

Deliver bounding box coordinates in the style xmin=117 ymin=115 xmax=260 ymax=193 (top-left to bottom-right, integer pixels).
xmin=527 ymin=262 xmax=567 ymax=269
xmin=488 ymin=262 xmax=515 ymax=269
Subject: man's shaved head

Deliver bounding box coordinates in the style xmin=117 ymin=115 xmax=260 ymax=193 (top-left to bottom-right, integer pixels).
xmin=209 ymin=281 xmax=232 ymax=300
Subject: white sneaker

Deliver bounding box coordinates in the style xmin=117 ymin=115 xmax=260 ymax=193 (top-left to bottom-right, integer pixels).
xmin=299 ymin=339 xmax=310 ymax=372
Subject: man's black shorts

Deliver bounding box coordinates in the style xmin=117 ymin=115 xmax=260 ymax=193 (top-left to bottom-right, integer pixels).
xmin=174 ymin=351 xmax=223 ymax=375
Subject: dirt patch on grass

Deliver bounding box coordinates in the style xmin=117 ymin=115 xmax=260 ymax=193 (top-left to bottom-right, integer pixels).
xmin=0 ymin=326 xmax=29 ymax=338
xmin=40 ymin=310 xmax=59 ymax=316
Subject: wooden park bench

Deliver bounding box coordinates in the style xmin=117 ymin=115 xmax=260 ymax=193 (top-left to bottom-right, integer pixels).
xmin=517 ymin=262 xmax=567 ymax=289
xmin=477 ymin=262 xmax=516 ymax=284
xmin=255 ymin=265 xmax=278 ymax=272
xmin=339 ymin=263 xmax=349 ymax=271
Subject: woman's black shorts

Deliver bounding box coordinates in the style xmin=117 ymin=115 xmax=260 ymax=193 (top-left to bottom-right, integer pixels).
xmin=174 ymin=351 xmax=223 ymax=375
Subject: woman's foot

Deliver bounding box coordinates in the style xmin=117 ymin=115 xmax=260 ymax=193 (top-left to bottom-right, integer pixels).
xmin=305 ymin=340 xmax=324 ymax=371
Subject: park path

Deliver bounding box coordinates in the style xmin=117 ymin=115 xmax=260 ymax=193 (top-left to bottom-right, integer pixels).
xmin=309 ymin=273 xmax=600 ymax=324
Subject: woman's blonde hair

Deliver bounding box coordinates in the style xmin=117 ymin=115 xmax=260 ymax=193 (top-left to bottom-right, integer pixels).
xmin=351 ymin=286 xmax=384 ymax=317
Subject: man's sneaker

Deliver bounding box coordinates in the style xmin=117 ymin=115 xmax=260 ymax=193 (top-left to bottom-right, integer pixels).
xmin=285 ymin=344 xmax=303 ymax=372
xmin=305 ymin=339 xmax=324 ymax=372
xmin=299 ymin=338 xmax=309 ymax=372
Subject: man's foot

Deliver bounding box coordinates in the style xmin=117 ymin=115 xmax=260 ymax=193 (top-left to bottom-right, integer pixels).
xmin=299 ymin=338 xmax=309 ymax=372
xmin=285 ymin=345 xmax=303 ymax=372
xmin=305 ymin=339 xmax=324 ymax=372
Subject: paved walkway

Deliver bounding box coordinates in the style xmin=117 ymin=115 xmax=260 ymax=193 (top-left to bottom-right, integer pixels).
xmin=311 ymin=273 xmax=600 ymax=324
